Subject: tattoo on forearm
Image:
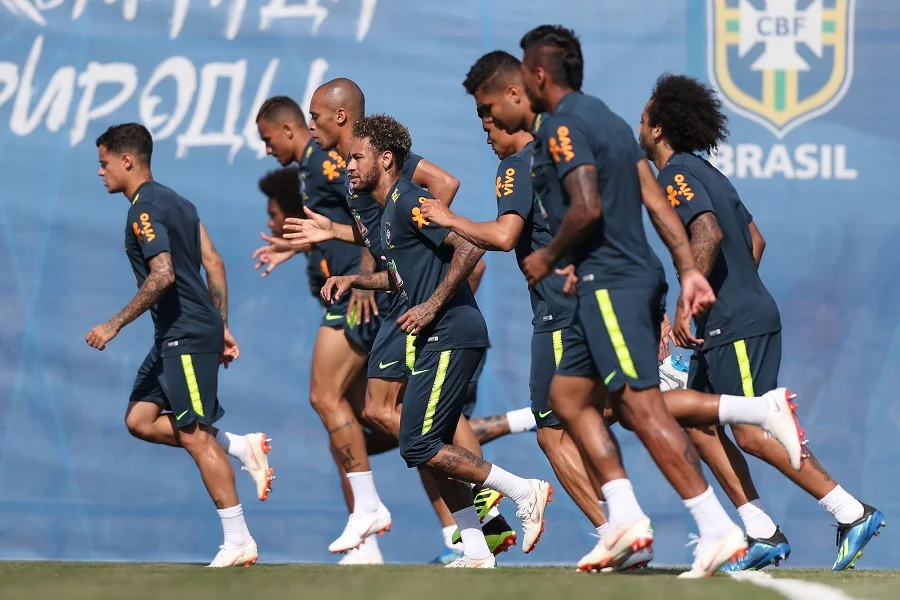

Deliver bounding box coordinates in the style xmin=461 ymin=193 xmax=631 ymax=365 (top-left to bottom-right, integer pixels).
xmin=430 ymin=232 xmax=484 ymax=311
xmin=353 ymin=272 xmax=389 ymax=290
xmin=688 ymin=213 xmax=723 ymax=278
xmin=359 ymin=247 xmax=376 ymax=275
xmin=111 ymin=252 xmax=174 ymax=330
xmin=334 ymin=444 xmax=361 ymax=471
xmin=210 ymin=282 xmax=227 ymax=326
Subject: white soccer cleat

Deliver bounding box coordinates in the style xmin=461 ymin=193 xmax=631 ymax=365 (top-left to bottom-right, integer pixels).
xmin=445 ymin=554 xmax=496 ymax=569
xmin=658 ymin=355 xmax=690 ymax=391
xmin=515 ymin=479 xmax=553 ymax=554
xmin=577 ymin=517 xmax=654 ymax=572
xmin=240 ymin=432 xmax=274 ymax=501
xmin=206 ymin=539 xmax=259 ymax=567
xmin=761 ymin=388 xmax=807 ymax=471
xmin=678 ymin=526 xmax=748 ymax=579
xmin=615 ymin=545 xmax=654 ymax=572
xmin=338 ymin=543 xmax=384 ymax=565
xmin=328 ymin=505 xmax=392 ymax=554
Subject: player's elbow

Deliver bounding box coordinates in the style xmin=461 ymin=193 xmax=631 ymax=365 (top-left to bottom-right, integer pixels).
xmin=157 ymin=269 xmax=176 ymax=289
xmin=444 ymin=174 xmax=461 ymax=198
xmin=497 ymin=230 xmax=517 ymax=252
xmin=582 ymin=199 xmax=602 ymax=223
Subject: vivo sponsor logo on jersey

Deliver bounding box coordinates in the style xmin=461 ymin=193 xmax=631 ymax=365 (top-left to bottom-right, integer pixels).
xmin=706 ymin=0 xmax=858 ymax=179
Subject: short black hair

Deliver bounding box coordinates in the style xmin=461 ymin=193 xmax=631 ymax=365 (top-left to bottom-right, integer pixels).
xmin=519 ymin=25 xmax=583 ymax=91
xmin=256 ymin=95 xmax=306 ymax=125
xmin=351 ymin=114 xmax=411 ymax=171
xmin=95 ymin=123 xmax=153 ymax=165
xmin=258 ymin=167 xmax=303 ymax=217
xmin=648 ymin=73 xmax=729 ymax=155
xmin=463 ymin=50 xmax=522 ymax=95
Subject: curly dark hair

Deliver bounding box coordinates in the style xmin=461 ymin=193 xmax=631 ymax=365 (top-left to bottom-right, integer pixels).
xmin=351 ymin=114 xmax=411 ymax=170
xmin=463 ymin=50 xmax=522 ymax=95
xmin=258 ymin=167 xmax=303 ymax=217
xmin=519 ymin=25 xmax=583 ymax=91
xmin=95 ymin=123 xmax=153 ymax=165
xmin=648 ymin=74 xmax=729 ymax=154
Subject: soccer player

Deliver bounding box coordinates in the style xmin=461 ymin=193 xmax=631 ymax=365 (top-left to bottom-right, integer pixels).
xmin=318 ymin=113 xmax=551 ymax=568
xmin=637 ymin=73 xmax=885 ymax=571
xmin=85 ymin=123 xmax=268 ymax=567
xmin=515 ymin=25 xmax=754 ymax=577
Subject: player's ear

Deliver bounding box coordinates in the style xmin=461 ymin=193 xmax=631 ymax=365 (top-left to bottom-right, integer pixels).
xmin=335 ymin=108 xmax=347 ymax=126
xmin=381 ymin=150 xmax=392 ymax=172
xmin=533 ymin=66 xmax=547 ymax=90
xmin=282 ymin=122 xmax=293 ymax=139
xmin=122 ymin=152 xmax=133 ymax=171
xmin=507 ymin=83 xmax=522 ymax=104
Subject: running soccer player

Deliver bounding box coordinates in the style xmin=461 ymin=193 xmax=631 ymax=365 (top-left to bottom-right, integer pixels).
xmin=86 ymin=123 xmax=269 ymax=567
xmin=319 ymin=114 xmax=551 ymax=568
xmin=638 ymin=73 xmax=885 ymax=571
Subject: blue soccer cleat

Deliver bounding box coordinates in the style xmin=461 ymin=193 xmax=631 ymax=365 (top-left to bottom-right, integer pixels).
xmin=429 ymin=547 xmax=463 ymax=565
xmin=833 ymin=504 xmax=886 ymax=571
xmin=721 ymin=527 xmax=791 ymax=572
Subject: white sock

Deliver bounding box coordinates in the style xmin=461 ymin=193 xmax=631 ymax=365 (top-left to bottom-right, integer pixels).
xmin=218 ymin=504 xmax=252 ymax=547
xmin=600 ymin=479 xmax=646 ymax=526
xmin=737 ymin=500 xmax=778 ymax=539
xmin=442 ymin=524 xmax=461 ymax=550
xmin=215 ymin=430 xmax=246 ymax=461
xmin=684 ymin=486 xmax=736 ymax=540
xmin=718 ymin=395 xmax=769 ymax=427
xmin=357 ymin=534 xmax=381 ymax=556
xmin=483 ymin=465 xmax=533 ymax=506
xmin=452 ymin=506 xmax=491 ymax=559
xmin=346 ymin=471 xmax=382 ymax=514
xmin=506 ymin=408 xmax=536 ymax=433
xmin=819 ymin=485 xmax=865 ymax=524
xmin=484 ymin=505 xmax=500 ymax=524
xmin=595 ymin=523 xmax=609 ymax=539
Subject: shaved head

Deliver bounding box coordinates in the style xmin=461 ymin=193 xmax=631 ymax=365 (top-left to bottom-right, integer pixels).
xmin=315 ymin=78 xmax=365 ymax=122
xmin=308 ymin=78 xmax=366 ymax=154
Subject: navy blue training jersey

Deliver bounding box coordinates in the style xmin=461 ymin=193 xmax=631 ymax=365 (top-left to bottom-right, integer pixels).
xmin=299 ymin=139 xmax=360 ymax=279
xmin=660 ymin=152 xmax=781 ymax=349
xmin=124 ymin=181 xmax=223 ymax=356
xmin=497 ymin=142 xmax=574 ymax=332
xmin=380 ymin=178 xmax=488 ymax=351
xmin=531 ymin=92 xmax=664 ymax=289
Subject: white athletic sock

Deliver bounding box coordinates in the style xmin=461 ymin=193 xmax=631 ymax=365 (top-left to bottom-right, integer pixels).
xmin=718 ymin=395 xmax=769 ymax=427
xmin=819 ymin=485 xmax=865 ymax=524
xmin=357 ymin=534 xmax=381 ymax=555
xmin=442 ymin=524 xmax=461 ymax=550
xmin=684 ymin=486 xmax=736 ymax=540
xmin=215 ymin=430 xmax=246 ymax=461
xmin=600 ymin=479 xmax=647 ymax=526
xmin=484 ymin=505 xmax=500 ymax=524
xmin=595 ymin=523 xmax=609 ymax=539
xmin=218 ymin=504 xmax=252 ymax=547
xmin=482 ymin=465 xmax=533 ymax=506
xmin=737 ymin=500 xmax=778 ymax=539
xmin=346 ymin=471 xmax=381 ymax=514
xmin=452 ymin=506 xmax=491 ymax=559
xmin=506 ymin=408 xmax=537 ymax=433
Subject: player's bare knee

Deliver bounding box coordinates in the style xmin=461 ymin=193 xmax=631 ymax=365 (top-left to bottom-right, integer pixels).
xmin=309 ymin=387 xmax=340 ymax=418
xmin=399 ymin=437 xmax=441 ymax=469
xmin=536 ymin=426 xmax=562 ymax=456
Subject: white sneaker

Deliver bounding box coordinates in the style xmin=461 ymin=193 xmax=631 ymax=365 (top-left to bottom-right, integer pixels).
xmin=761 ymin=388 xmax=807 ymax=471
xmin=577 ymin=517 xmax=654 ymax=572
xmin=445 ymin=554 xmax=496 ymax=568
xmin=338 ymin=543 xmax=384 ymax=565
xmin=240 ymin=433 xmax=274 ymax=501
xmin=658 ymin=355 xmax=689 ymax=391
xmin=207 ymin=539 xmax=259 ymax=567
xmin=678 ymin=526 xmax=748 ymax=579
xmin=328 ymin=505 xmax=392 ymax=553
xmin=515 ymin=480 xmax=553 ymax=554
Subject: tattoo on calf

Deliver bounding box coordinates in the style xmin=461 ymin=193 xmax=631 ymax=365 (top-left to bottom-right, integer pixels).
xmin=803 ymin=451 xmax=833 ymax=482
xmin=335 ymin=444 xmax=360 ymax=471
xmin=433 ymin=445 xmax=487 ymax=476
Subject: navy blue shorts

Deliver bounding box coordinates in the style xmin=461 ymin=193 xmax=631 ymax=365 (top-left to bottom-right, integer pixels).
xmin=343 ymin=291 xmax=391 ymax=354
xmin=398 ymin=347 xmax=486 ymax=468
xmin=530 ymin=329 xmax=564 ymax=428
xmin=367 ymin=302 xmax=413 ymax=380
xmin=556 ymin=283 xmax=667 ymax=392
xmin=689 ymin=331 xmax=782 ymax=396
xmin=320 ymin=292 xmax=351 ymax=328
xmin=130 ymin=347 xmax=224 ymax=428
xmin=461 ymin=350 xmax=487 ymax=419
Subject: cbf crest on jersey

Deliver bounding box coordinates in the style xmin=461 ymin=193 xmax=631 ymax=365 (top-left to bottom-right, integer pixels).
xmin=707 ymin=0 xmax=856 ymax=138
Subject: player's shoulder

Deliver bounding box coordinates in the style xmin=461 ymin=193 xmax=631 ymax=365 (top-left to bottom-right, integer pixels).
xmin=497 ymin=145 xmax=532 ymax=176
xmin=308 ymin=141 xmax=347 ymax=176
xmin=393 ymin=178 xmax=433 ymax=206
xmin=129 ymin=182 xmax=173 ymax=215
xmin=659 ymin=153 xmax=715 ymax=184
xmin=402 ymin=152 xmax=423 ymax=179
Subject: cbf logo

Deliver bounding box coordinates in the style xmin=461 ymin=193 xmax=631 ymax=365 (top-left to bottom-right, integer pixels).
xmin=709 ymin=0 xmax=855 ymax=137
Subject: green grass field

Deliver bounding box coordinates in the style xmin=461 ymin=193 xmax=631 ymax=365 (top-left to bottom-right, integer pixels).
xmin=1 ymin=563 xmax=897 ymax=600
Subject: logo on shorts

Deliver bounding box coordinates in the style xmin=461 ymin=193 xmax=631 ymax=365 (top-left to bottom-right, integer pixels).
xmin=707 ymin=0 xmax=856 ymax=138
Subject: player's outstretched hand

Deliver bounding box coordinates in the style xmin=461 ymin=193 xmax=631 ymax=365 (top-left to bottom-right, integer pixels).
xmin=679 ymin=268 xmax=716 ymax=316
xmin=283 ymin=207 xmax=334 ymax=246
xmin=554 ymin=264 xmax=578 ymax=296
xmin=397 ymin=301 xmax=437 ymax=335
xmin=419 ymin=199 xmax=451 ymax=227
xmin=253 ymin=234 xmax=297 ymax=278
xmin=522 ymin=248 xmax=552 ymax=286
xmin=349 ymin=288 xmax=378 ymax=324
xmin=222 ymin=327 xmax=240 ymax=368
xmin=85 ymin=321 xmax=119 ymax=351
xmin=321 ymin=275 xmax=355 ymax=304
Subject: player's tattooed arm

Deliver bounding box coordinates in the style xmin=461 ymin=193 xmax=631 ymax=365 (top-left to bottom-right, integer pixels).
xmin=636 ymin=159 xmax=698 ymax=276
xmin=688 ymin=212 xmax=723 ymax=278
xmin=199 ymin=221 xmax=228 ymax=325
xmin=430 ymin=232 xmax=485 ymax=311
xmin=111 ymin=252 xmax=175 ymax=331
xmin=350 ymin=271 xmax=390 ymax=290
xmin=543 ymin=164 xmax=601 ymax=267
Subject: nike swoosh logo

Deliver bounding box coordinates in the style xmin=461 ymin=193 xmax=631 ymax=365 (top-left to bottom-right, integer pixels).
xmin=604 ymin=370 xmax=617 ymax=386
xmin=379 ymin=361 xmax=399 ymax=369
xmin=538 ymin=410 xmax=553 ymax=418
xmin=411 ymin=368 xmax=430 ymax=376
xmin=324 ymin=313 xmax=344 ymax=321
xmin=176 ymin=410 xmax=189 ymax=420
